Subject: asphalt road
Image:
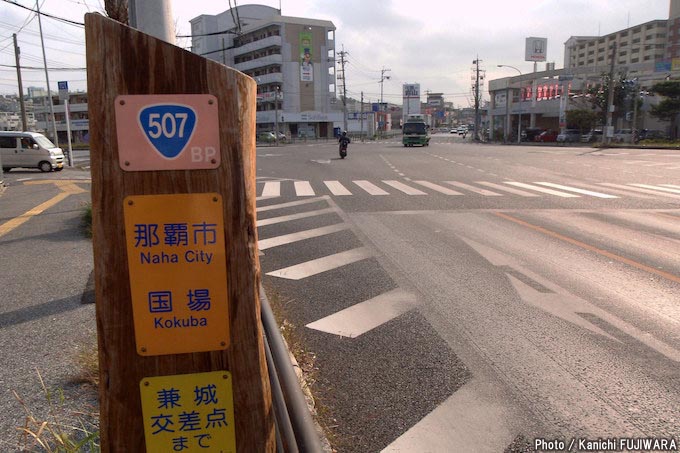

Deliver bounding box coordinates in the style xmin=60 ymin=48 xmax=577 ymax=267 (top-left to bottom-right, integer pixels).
xmin=1 ymin=137 xmax=679 ymax=452
xmin=0 ymin=167 xmax=96 ymax=451
xmin=256 ymin=135 xmax=680 ymax=452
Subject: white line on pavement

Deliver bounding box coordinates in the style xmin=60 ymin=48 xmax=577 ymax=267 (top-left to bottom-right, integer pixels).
xmin=324 ymin=181 xmax=352 ymax=196
xmin=258 ymin=223 xmax=348 ymax=250
xmin=382 ymin=180 xmax=427 ymax=195
xmin=257 ymin=207 xmax=336 ymax=227
xmin=294 ymin=181 xmax=315 ymax=196
xmin=305 ymin=288 xmax=420 ymax=337
xmin=475 ymin=181 xmax=539 ymax=197
xmin=256 ymin=196 xmax=329 ymax=212
xmin=445 ymin=181 xmax=503 ymax=196
xmin=353 ymin=183 xmax=386 ymax=199
xmin=266 ymin=247 xmax=373 ymax=280
xmin=504 ymin=182 xmax=580 ymax=197
xmin=412 ymin=181 xmax=463 ymax=195
xmin=534 ymin=182 xmax=618 ymax=198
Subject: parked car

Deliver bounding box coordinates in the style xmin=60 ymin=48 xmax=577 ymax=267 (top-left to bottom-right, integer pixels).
xmin=0 ymin=131 xmax=64 ymax=172
xmin=449 ymin=128 xmax=457 ymax=134
xmin=613 ymin=129 xmax=633 ymax=143
xmin=557 ymin=129 xmax=581 ymax=143
xmin=638 ymin=129 xmax=667 ymax=141
xmin=257 ymin=131 xmax=277 ymax=143
xmin=581 ymin=129 xmax=603 ymax=142
xmin=522 ymin=127 xmax=544 ymax=142
xmin=457 ymin=125 xmax=468 ymax=135
xmin=535 ymin=130 xmax=558 ymax=142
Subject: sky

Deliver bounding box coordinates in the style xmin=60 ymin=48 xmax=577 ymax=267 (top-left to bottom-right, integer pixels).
xmin=0 ymin=0 xmax=671 ymax=108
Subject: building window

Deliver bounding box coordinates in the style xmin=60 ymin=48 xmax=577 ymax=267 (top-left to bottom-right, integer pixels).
xmin=598 ymin=38 xmax=605 ymax=44
xmin=633 ymin=26 xmax=641 ymax=33
xmin=598 ymin=56 xmax=604 ymax=62
xmin=587 ymin=59 xmax=594 ymax=64
xmin=620 ymin=41 xmax=628 ymax=47
xmin=631 ymin=58 xmax=639 ymax=63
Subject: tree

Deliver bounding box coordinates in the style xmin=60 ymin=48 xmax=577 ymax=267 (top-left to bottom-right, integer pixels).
xmin=650 ymin=80 xmax=680 ymax=139
xmin=586 ymin=72 xmax=629 ymax=126
xmin=104 ymin=0 xmax=128 ymax=24
xmin=566 ymin=109 xmax=598 ymax=132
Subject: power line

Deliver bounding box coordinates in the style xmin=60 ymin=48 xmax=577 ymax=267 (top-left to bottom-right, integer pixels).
xmin=1 ymin=0 xmax=85 ymax=27
xmin=0 ymin=63 xmax=86 ymax=70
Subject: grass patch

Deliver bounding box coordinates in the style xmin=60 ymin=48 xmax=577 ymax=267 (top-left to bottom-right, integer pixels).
xmin=81 ymin=203 xmax=92 ymax=238
xmin=263 ymin=283 xmax=339 ymax=450
xmin=15 ymin=369 xmax=99 ymax=452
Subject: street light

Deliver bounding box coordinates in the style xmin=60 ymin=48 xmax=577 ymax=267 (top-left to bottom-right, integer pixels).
xmin=498 ymin=64 xmax=522 ymax=144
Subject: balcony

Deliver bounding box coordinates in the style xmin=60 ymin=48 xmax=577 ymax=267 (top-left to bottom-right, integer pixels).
xmin=233 ymin=35 xmax=282 ymax=57
xmin=235 ymin=54 xmax=282 ymax=72
xmin=252 ymin=73 xmax=283 ymax=85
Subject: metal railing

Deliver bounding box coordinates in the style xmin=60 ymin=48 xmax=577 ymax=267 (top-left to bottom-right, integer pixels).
xmin=260 ymin=285 xmax=324 ymax=453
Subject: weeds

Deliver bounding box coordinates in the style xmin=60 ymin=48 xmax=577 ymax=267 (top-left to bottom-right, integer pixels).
xmin=81 ymin=203 xmax=92 ymax=238
xmin=15 ymin=369 xmax=99 ymax=452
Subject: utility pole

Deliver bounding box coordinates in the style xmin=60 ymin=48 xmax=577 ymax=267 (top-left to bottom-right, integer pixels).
xmin=337 ymin=46 xmax=348 ymax=132
xmin=379 ymin=67 xmax=391 ymax=135
xmin=274 ymin=85 xmax=280 ymax=146
xmin=360 ymin=91 xmax=364 ymax=141
xmin=472 ymin=57 xmax=481 ymax=141
xmin=605 ymin=42 xmax=617 ymax=144
xmin=128 ymin=0 xmax=175 ymax=44
xmin=13 ymin=34 xmax=27 ymax=131
xmin=36 ymin=0 xmax=58 ymax=146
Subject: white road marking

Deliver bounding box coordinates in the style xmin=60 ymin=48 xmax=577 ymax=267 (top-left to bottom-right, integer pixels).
xmin=256 ymin=196 xmax=329 ymax=213
xmin=534 ymin=182 xmax=618 ymax=198
xmin=475 ymin=181 xmax=539 ymax=197
xmin=294 ymin=181 xmax=315 ymax=196
xmin=352 ymin=180 xmax=389 ymax=195
xmin=266 ymin=247 xmax=372 ymax=280
xmin=662 ymin=184 xmax=680 ymax=189
xmin=306 ymin=289 xmax=420 ymax=338
xmin=412 ymin=181 xmax=463 ymax=195
xmin=257 ymin=207 xmax=336 ymax=227
xmin=382 ymin=379 xmax=516 ymax=453
xmin=504 ymin=182 xmax=580 ymax=197
xmin=598 ymin=183 xmax=680 ymax=199
xmin=629 ymin=183 xmax=680 ymax=194
xmin=382 ymin=180 xmax=427 ymax=195
xmin=258 ymin=223 xmax=348 ymax=250
xmin=324 ymin=181 xmax=352 ymax=196
xmin=445 ymin=181 xmax=503 ymax=196
xmin=261 ymin=181 xmax=280 ymax=198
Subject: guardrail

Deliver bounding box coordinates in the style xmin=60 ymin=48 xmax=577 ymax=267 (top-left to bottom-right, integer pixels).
xmin=260 ymin=285 xmax=324 ymax=453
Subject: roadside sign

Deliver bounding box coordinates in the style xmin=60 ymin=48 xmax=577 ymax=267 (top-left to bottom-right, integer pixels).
xmin=115 ymin=94 xmax=220 ymax=171
xmin=58 ymin=81 xmax=68 ymax=101
xmin=123 ymin=193 xmax=230 ymax=355
xmin=140 ymin=371 xmax=236 ymax=452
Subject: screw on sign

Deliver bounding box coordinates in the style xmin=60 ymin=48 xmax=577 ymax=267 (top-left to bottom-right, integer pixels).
xmin=115 ymin=95 xmax=221 ymax=171
xmin=140 ymin=371 xmax=236 ymax=452
xmin=123 ymin=193 xmax=230 ymax=356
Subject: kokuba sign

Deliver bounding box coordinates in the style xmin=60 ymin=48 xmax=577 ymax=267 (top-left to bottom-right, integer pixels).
xmin=115 ymin=94 xmax=220 ymax=171
xmin=123 ymin=193 xmax=230 ymax=356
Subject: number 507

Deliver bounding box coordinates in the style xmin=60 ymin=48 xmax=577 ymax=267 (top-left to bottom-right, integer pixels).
xmin=147 ymin=113 xmax=189 ymax=139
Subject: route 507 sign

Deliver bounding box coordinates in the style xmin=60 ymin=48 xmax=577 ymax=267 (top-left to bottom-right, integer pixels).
xmin=115 ymin=95 xmax=220 ymax=171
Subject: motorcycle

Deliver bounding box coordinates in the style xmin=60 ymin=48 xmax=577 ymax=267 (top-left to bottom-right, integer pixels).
xmin=339 ymin=141 xmax=348 ymax=159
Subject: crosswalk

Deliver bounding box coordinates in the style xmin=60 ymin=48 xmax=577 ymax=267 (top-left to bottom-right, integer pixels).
xmin=257 ymin=191 xmax=680 ymax=451
xmin=257 ymin=179 xmax=680 ymax=199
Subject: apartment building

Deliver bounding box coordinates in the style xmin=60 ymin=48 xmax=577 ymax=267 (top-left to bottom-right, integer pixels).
xmin=191 ymin=5 xmax=342 ymax=138
xmin=564 ymin=21 xmax=667 ymax=71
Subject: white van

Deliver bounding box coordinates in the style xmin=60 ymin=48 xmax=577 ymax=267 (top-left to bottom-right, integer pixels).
xmin=0 ymin=131 xmax=64 ymax=172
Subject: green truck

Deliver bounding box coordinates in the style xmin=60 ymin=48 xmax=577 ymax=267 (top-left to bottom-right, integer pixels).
xmin=402 ymin=114 xmax=430 ymax=147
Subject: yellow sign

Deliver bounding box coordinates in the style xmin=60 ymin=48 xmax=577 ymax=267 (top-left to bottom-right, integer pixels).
xmin=140 ymin=371 xmax=236 ymax=452
xmin=124 ymin=193 xmax=229 ymax=355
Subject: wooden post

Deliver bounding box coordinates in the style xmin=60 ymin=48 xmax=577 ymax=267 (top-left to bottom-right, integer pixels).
xmin=85 ymin=13 xmax=274 ymax=451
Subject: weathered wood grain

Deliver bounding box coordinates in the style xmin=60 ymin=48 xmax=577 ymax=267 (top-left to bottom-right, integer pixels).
xmin=85 ymin=13 xmax=273 ymax=452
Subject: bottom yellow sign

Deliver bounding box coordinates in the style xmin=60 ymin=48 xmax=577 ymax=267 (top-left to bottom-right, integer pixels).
xmin=140 ymin=371 xmax=235 ymax=452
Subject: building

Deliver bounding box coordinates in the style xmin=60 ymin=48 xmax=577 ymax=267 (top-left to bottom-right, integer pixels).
xmin=32 ymin=91 xmax=89 ymax=144
xmin=564 ymin=21 xmax=667 ymax=71
xmin=488 ymin=0 xmax=680 ymax=140
xmin=190 ymin=5 xmax=342 ymax=139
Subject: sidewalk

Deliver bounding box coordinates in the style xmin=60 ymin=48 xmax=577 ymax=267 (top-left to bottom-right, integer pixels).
xmin=0 ymin=170 xmax=97 ymax=450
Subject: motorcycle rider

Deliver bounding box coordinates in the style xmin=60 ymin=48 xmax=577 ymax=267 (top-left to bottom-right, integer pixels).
xmin=338 ymin=130 xmax=351 ymax=153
